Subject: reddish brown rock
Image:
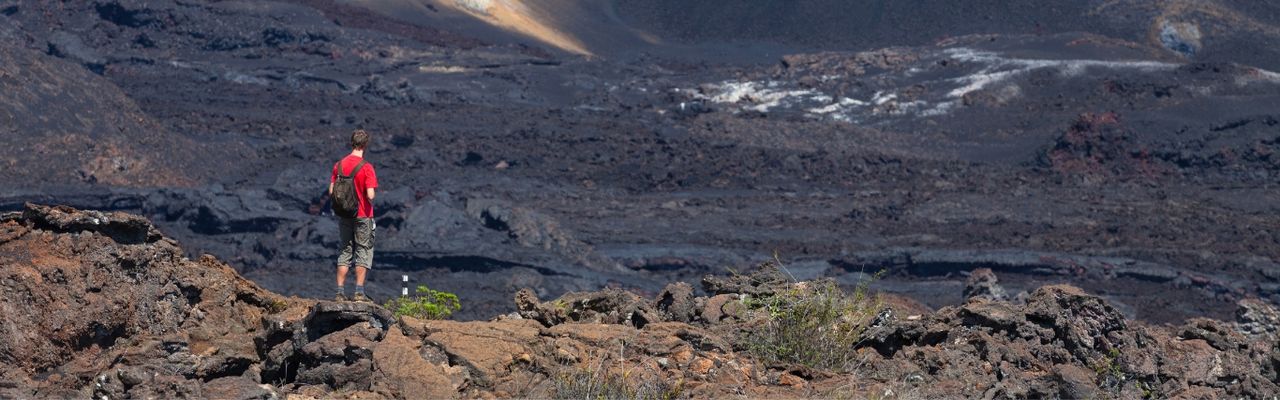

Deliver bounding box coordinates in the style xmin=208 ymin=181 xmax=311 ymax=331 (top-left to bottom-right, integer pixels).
xmin=2 ymin=205 xmax=1278 ymax=399
xmin=778 ymin=372 xmax=807 ymax=387
xmin=701 ymin=294 xmax=741 ymax=322
xmin=414 ymin=319 xmax=543 ymax=387
xmin=1053 ymin=364 xmax=1100 ymax=399
xmin=690 ymin=357 xmax=715 ymax=375
xmin=370 ymin=329 xmax=455 ymax=399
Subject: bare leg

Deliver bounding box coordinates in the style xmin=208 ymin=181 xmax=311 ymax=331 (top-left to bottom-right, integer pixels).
xmin=355 ymin=266 xmax=368 ymax=286
xmin=337 ymin=265 xmax=349 ymax=287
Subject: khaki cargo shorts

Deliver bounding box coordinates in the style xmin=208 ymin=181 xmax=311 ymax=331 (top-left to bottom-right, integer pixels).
xmin=338 ymin=217 xmax=375 ymax=268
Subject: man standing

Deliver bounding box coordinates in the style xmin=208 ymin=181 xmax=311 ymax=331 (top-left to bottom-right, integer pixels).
xmin=330 ymin=129 xmax=378 ymax=302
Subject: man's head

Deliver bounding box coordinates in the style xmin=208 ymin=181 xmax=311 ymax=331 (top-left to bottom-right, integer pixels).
xmin=351 ymin=129 xmax=370 ymax=150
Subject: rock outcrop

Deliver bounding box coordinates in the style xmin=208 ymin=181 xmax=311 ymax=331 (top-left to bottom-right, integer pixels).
xmin=963 ymin=267 xmax=1009 ymax=301
xmin=1 ymin=205 xmax=1277 ymax=398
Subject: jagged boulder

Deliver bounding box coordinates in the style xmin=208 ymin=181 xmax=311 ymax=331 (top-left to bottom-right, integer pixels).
xmin=405 ymin=318 xmax=542 ymax=388
xmin=515 ymin=287 xmax=661 ymax=328
xmin=853 ymin=271 xmax=1280 ymax=399
xmin=653 ymin=282 xmax=699 ymax=322
xmin=1236 ymin=298 xmax=1280 ymax=341
xmin=963 ymin=267 xmax=1008 ymax=301
xmin=22 ymin=203 xmax=161 ymax=244
xmin=295 ymin=323 xmax=379 ymax=389
xmin=1024 ymin=285 xmax=1129 ymax=361
xmin=701 ymin=262 xmax=792 ymax=296
xmin=700 ymin=293 xmax=745 ymax=323
xmin=369 ymin=328 xmax=456 ymax=399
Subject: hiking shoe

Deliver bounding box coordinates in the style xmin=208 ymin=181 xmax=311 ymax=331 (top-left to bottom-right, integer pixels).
xmin=351 ymin=293 xmax=373 ymax=303
xmin=334 ymin=293 xmax=348 ymax=302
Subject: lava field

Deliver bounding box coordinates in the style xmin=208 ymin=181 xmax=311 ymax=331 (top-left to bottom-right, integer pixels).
xmin=1 ymin=0 xmax=1278 ymax=322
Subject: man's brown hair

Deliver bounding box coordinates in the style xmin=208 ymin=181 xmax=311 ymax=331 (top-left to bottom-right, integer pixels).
xmin=351 ymin=129 xmax=370 ymax=149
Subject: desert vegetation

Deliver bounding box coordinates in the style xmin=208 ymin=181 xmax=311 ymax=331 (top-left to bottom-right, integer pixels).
xmin=384 ymin=285 xmax=462 ymax=320
xmin=739 ymin=273 xmax=882 ymax=372
xmin=551 ymin=363 xmax=685 ymax=400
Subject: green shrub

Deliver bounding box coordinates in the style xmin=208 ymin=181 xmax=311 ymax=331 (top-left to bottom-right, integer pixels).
xmin=266 ymin=298 xmax=289 ymax=314
xmin=1092 ymin=348 xmax=1124 ymax=380
xmin=384 ymin=285 xmax=462 ymax=320
xmin=741 ymin=271 xmax=881 ymax=372
xmin=552 ymin=366 xmax=684 ymax=400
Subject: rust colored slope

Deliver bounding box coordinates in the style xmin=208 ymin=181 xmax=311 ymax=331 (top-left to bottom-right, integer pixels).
xmin=439 ymin=0 xmax=593 ymax=56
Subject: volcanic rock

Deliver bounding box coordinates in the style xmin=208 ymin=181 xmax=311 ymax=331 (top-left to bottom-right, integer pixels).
xmin=963 ymin=267 xmax=1008 ymax=301
xmin=2 ymin=205 xmax=1278 ymax=398
xmin=653 ymin=282 xmax=699 ymax=322
xmin=3 ymin=0 xmax=1279 ymax=327
xmin=515 ymin=287 xmax=660 ymax=328
xmin=465 ymin=199 xmax=619 ymax=272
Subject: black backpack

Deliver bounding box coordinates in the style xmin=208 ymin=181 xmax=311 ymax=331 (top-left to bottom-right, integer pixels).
xmin=331 ymin=160 xmax=367 ymax=218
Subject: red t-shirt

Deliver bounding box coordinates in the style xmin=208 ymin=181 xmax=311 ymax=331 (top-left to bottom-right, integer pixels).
xmin=331 ymin=155 xmax=378 ymax=218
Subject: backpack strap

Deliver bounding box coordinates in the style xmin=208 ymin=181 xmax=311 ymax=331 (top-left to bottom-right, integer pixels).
xmin=346 ymin=160 xmax=368 ymax=178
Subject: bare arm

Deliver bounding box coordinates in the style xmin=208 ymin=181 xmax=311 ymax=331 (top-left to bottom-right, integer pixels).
xmin=328 ymin=182 xmax=334 ymax=195
xmin=366 ymin=188 xmax=376 ymax=200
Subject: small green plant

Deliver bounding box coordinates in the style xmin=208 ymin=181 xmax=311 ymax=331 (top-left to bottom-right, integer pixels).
xmin=266 ymin=298 xmax=289 ymax=314
xmin=551 ymin=365 xmax=684 ymax=400
xmin=1092 ymin=348 xmax=1125 ymax=381
xmin=740 ymin=258 xmax=882 ymax=372
xmin=385 ymin=285 xmax=462 ymax=320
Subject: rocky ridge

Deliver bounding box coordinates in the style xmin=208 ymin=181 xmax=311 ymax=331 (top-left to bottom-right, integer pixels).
xmin=1 ymin=205 xmax=1276 ymax=398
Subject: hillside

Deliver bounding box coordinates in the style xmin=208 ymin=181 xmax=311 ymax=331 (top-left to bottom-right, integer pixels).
xmin=1 ymin=204 xmax=1277 ymax=398
xmin=0 ymin=29 xmax=207 ymax=187
xmin=0 ymin=0 xmax=1277 ymax=327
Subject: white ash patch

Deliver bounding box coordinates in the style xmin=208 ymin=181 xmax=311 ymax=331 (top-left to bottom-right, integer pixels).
xmin=942 ymin=48 xmax=1178 ymax=99
xmin=808 ymin=98 xmax=867 ymax=114
xmin=682 ymin=47 xmax=1272 ymax=122
xmin=684 ymin=81 xmax=828 ymax=113
xmin=918 ymin=48 xmax=1183 ymax=116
